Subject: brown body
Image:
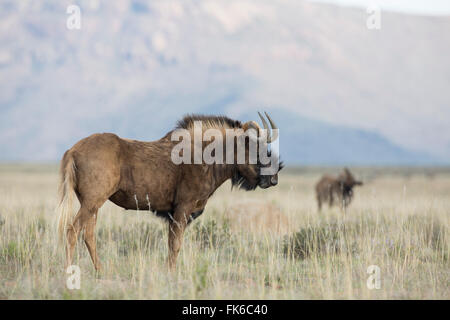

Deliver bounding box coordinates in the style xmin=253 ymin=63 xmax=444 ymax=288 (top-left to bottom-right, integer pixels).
xmin=57 ymin=114 xmax=282 ymax=271
xmin=315 ymin=168 xmax=363 ymax=211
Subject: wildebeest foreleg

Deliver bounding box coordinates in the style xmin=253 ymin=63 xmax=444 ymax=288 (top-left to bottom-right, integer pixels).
xmin=168 ymin=204 xmax=193 ymax=270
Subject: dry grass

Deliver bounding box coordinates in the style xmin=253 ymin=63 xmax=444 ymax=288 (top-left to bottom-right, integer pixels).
xmin=0 ymin=165 xmax=448 ymax=299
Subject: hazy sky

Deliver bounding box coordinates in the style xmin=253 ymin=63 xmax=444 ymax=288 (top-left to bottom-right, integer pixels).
xmin=308 ymin=0 xmax=450 ymax=15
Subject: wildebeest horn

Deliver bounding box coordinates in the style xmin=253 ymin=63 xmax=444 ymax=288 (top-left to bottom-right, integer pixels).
xmin=258 ymin=112 xmax=271 ymax=142
xmin=264 ymin=111 xmax=278 ymax=143
xmin=258 ymin=111 xmax=278 ymax=143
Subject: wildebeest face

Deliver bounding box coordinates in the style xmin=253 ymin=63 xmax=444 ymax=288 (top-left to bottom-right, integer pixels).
xmin=258 ymin=166 xmax=282 ymax=189
xmin=233 ymin=112 xmax=283 ymax=190
xmin=232 ymin=140 xmax=263 ymax=190
xmin=233 ymin=152 xmax=283 ymax=190
xmin=257 ymin=149 xmax=284 ymax=189
xmin=340 ymin=168 xmax=363 ymax=189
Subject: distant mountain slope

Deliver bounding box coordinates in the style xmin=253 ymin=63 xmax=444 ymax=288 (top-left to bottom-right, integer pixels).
xmin=237 ymin=110 xmax=437 ymax=165
xmin=0 ymin=1 xmax=449 ymax=163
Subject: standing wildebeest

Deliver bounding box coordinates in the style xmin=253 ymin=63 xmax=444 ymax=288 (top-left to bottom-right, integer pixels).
xmin=57 ymin=112 xmax=282 ymax=270
xmin=315 ymin=168 xmax=363 ymax=211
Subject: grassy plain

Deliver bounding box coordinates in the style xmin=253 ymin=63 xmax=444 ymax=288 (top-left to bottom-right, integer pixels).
xmin=0 ymin=165 xmax=448 ymax=299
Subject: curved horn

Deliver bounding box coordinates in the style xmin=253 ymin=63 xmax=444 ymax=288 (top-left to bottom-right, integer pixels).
xmin=258 ymin=111 xmax=271 ymax=143
xmin=264 ymin=111 xmax=278 ymax=143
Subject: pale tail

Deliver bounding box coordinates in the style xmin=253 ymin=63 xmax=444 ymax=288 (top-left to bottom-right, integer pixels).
xmin=57 ymin=150 xmax=77 ymax=243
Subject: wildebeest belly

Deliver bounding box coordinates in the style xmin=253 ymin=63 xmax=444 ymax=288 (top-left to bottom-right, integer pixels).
xmin=108 ymin=190 xmax=204 ymax=223
xmin=109 ymin=189 xmax=173 ymax=212
xmin=108 ymin=189 xmax=177 ymax=221
xmin=111 ymin=163 xmax=177 ymax=210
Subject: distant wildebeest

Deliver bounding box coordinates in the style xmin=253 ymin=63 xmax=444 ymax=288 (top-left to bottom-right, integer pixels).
xmin=57 ymin=112 xmax=282 ymax=271
xmin=315 ymin=168 xmax=363 ymax=211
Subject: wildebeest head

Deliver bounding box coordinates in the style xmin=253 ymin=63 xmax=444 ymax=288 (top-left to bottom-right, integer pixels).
xmin=338 ymin=168 xmax=363 ymax=192
xmin=232 ymin=112 xmax=283 ymax=190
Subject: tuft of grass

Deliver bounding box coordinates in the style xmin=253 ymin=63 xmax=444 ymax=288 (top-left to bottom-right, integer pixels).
xmin=193 ymin=257 xmax=210 ymax=294
xmin=404 ymin=215 xmax=447 ymax=252
xmin=283 ymin=222 xmax=342 ymax=260
xmin=1 ymin=240 xmax=35 ymax=265
xmin=190 ymin=217 xmax=232 ymax=249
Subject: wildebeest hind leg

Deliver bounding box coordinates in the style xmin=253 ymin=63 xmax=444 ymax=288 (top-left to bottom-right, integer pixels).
xmin=83 ymin=211 xmax=101 ymax=271
xmin=69 ymin=163 xmax=119 ymax=270
xmin=66 ymin=205 xmax=91 ymax=269
xmin=66 ymin=200 xmax=108 ymax=270
xmin=316 ymin=193 xmax=322 ymax=212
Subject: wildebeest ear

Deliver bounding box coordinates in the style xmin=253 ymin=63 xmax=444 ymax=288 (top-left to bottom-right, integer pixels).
xmin=242 ymin=121 xmax=261 ymax=141
xmin=242 ymin=121 xmax=260 ymax=132
xmin=344 ymin=168 xmax=356 ymax=180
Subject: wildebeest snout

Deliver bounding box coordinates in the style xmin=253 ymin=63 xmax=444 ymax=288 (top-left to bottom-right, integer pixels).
xmin=270 ymin=176 xmax=278 ymax=186
xmin=259 ymin=174 xmax=278 ymax=188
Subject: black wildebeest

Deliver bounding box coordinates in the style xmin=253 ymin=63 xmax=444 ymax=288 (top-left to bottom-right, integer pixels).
xmin=57 ymin=112 xmax=282 ymax=270
xmin=315 ymin=168 xmax=363 ymax=211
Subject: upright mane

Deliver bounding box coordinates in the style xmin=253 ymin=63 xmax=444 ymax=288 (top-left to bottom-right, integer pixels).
xmin=176 ymin=114 xmax=242 ymax=130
